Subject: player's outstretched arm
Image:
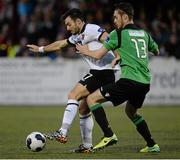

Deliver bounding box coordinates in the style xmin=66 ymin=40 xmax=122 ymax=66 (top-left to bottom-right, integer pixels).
xmin=76 ymin=44 xmax=108 ymax=60
xmin=26 ymin=39 xmax=68 ymax=53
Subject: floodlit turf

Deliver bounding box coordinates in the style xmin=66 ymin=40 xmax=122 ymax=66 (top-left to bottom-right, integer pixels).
xmin=0 ymin=105 xmax=180 ymax=159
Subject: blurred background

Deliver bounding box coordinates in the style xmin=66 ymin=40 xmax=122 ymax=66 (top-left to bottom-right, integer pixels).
xmin=0 ymin=0 xmax=180 ymax=59
xmin=0 ymin=0 xmax=180 ymax=105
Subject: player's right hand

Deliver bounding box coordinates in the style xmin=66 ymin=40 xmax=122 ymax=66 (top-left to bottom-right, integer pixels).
xmin=111 ymin=58 xmax=120 ymax=68
xmin=26 ymin=44 xmax=39 ymax=52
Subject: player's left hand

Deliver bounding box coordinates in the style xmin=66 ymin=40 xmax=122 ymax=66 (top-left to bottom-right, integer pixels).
xmin=76 ymin=44 xmax=88 ymax=55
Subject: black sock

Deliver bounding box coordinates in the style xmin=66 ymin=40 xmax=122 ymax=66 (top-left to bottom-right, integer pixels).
xmin=133 ymin=115 xmax=156 ymax=147
xmin=91 ymin=104 xmax=113 ymax=137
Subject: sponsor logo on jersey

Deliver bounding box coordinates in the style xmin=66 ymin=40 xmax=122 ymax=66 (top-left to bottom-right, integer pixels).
xmin=80 ymin=34 xmax=85 ymax=40
xmin=128 ymin=30 xmax=145 ymax=37
xmin=72 ymin=34 xmax=85 ymax=44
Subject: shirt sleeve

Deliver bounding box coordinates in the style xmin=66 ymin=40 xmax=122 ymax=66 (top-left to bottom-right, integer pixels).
xmin=103 ymin=30 xmax=119 ymax=51
xmin=68 ymin=35 xmax=76 ymax=45
xmin=148 ymin=33 xmax=159 ymax=53
xmin=86 ymin=24 xmax=106 ymax=42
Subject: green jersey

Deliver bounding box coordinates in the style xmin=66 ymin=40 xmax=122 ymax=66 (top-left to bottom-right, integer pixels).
xmin=104 ymin=24 xmax=159 ymax=84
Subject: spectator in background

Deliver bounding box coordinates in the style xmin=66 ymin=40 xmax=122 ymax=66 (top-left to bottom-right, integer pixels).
xmin=16 ymin=37 xmax=31 ymax=57
xmin=165 ymin=33 xmax=180 ymax=59
xmin=0 ymin=0 xmax=179 ymax=59
xmin=17 ymin=0 xmax=34 ymax=25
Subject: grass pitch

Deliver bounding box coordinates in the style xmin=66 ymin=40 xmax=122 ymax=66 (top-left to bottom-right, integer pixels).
xmin=0 ymin=105 xmax=180 ymax=159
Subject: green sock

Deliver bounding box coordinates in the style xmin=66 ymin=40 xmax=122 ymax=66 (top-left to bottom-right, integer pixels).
xmin=133 ymin=115 xmax=155 ymax=147
xmin=90 ymin=104 xmax=113 ymax=137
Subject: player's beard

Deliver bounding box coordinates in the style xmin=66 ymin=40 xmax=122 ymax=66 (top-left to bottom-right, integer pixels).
xmin=70 ymin=28 xmax=78 ymax=35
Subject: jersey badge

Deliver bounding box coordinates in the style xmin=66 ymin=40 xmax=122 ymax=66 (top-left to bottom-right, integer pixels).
xmin=98 ymin=28 xmax=105 ymax=33
xmin=105 ymin=36 xmax=110 ymax=43
xmin=80 ymin=34 xmax=85 ymax=40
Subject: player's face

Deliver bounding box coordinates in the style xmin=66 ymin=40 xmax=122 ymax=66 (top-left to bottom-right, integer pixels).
xmin=113 ymin=10 xmax=123 ymax=29
xmin=64 ymin=16 xmax=80 ymax=34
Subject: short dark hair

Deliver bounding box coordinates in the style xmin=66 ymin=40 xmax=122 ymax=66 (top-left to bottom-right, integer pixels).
xmin=114 ymin=2 xmax=134 ymax=20
xmin=61 ymin=8 xmax=84 ymax=21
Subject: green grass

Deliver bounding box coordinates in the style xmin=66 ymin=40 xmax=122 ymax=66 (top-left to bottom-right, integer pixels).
xmin=0 ymin=105 xmax=180 ymax=159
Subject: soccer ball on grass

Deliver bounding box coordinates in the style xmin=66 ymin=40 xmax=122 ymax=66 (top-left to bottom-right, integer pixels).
xmin=26 ymin=132 xmax=46 ymax=152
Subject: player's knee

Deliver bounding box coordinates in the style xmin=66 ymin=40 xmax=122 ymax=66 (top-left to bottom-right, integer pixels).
xmin=86 ymin=94 xmax=96 ymax=106
xmin=68 ymin=86 xmax=89 ymax=100
xmin=68 ymin=91 xmax=78 ymax=100
xmin=125 ymin=103 xmax=137 ymax=120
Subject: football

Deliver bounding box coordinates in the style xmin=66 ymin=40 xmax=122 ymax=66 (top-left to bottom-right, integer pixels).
xmin=26 ymin=132 xmax=46 ymax=152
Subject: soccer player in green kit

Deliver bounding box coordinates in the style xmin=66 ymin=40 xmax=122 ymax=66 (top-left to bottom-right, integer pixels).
xmin=76 ymin=2 xmax=160 ymax=153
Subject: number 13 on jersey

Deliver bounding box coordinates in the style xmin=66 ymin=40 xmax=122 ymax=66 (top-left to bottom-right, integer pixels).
xmin=131 ymin=38 xmax=147 ymax=58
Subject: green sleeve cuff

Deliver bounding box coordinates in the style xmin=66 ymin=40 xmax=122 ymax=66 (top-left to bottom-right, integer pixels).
xmin=103 ymin=43 xmax=112 ymax=50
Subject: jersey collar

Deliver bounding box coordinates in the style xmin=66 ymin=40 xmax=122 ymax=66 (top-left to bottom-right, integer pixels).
xmin=123 ymin=23 xmax=140 ymax=30
xmin=80 ymin=23 xmax=86 ymax=34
